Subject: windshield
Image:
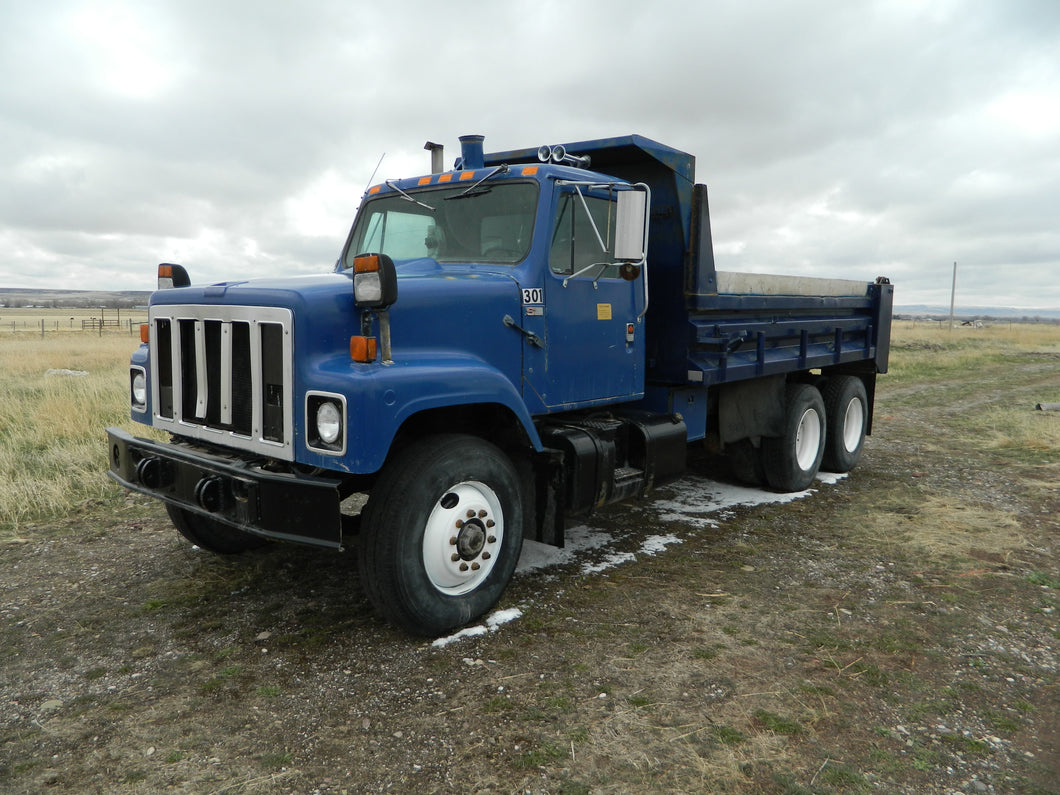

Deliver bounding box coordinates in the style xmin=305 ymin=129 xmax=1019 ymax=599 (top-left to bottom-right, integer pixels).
xmin=344 ymin=181 xmax=538 ymax=267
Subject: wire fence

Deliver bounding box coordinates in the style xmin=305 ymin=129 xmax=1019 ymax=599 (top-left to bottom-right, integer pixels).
xmin=0 ymin=315 xmax=148 ymax=337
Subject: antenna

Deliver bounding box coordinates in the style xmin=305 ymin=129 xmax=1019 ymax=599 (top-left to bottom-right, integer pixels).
xmin=363 ymin=152 xmax=386 ymax=196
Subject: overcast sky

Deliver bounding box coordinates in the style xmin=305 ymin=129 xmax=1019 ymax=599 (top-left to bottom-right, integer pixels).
xmin=2 ymin=0 xmax=1057 ymax=308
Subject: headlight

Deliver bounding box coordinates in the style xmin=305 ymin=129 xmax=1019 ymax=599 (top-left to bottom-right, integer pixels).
xmin=131 ymin=369 xmax=147 ymax=408
xmin=354 ymin=271 xmax=384 ymax=304
xmin=315 ymin=400 xmax=342 ymax=445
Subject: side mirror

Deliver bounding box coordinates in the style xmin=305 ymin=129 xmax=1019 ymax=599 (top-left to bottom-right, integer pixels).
xmin=614 ymin=189 xmax=649 ymax=262
xmin=157 ymin=263 xmax=191 ymax=289
xmin=352 ymin=253 xmax=398 ymax=309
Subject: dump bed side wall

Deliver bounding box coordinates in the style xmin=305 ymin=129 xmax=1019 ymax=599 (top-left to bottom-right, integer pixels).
xmin=687 ymin=279 xmax=892 ymax=387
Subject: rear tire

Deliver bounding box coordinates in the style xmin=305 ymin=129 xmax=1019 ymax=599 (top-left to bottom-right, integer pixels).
xmin=357 ymin=434 xmax=524 ymax=637
xmin=762 ymin=383 xmax=826 ymax=492
xmin=166 ymin=505 xmax=267 ymax=554
xmin=726 ymin=438 xmax=765 ymax=486
xmin=821 ymin=375 xmax=868 ymax=473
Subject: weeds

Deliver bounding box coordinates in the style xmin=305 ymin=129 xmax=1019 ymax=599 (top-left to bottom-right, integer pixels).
xmin=0 ymin=333 xmax=163 ymax=532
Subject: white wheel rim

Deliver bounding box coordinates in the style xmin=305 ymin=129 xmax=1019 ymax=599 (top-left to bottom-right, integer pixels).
xmin=794 ymin=408 xmax=823 ymax=471
xmin=422 ymin=481 xmax=503 ymax=596
xmin=842 ymin=398 xmax=865 ymax=453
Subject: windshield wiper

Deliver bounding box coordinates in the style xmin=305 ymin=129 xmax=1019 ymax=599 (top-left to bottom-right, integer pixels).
xmin=446 ymin=164 xmax=510 ymax=200
xmin=385 ymin=180 xmax=436 ymax=211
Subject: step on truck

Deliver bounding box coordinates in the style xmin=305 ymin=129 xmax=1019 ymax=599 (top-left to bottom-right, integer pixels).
xmin=107 ymin=134 xmax=893 ymax=636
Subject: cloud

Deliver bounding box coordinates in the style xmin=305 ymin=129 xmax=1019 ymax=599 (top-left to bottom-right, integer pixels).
xmin=0 ymin=0 xmax=1057 ymax=307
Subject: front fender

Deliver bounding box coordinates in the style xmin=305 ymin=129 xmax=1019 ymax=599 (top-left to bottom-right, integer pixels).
xmin=302 ymin=352 xmax=542 ymax=473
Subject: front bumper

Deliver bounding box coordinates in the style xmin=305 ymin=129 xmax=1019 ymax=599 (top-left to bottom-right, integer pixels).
xmin=106 ymin=427 xmax=343 ymax=549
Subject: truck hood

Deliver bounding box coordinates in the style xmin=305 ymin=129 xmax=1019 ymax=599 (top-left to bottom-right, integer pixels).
xmin=148 ymin=266 xmax=524 ymax=374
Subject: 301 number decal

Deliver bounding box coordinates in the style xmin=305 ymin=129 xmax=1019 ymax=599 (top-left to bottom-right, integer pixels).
xmin=522 ymin=288 xmax=544 ymax=305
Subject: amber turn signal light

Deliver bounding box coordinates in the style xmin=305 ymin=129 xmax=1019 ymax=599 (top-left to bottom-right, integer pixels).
xmin=350 ymin=335 xmax=378 ymax=363
xmin=140 ymin=324 xmax=150 ymax=344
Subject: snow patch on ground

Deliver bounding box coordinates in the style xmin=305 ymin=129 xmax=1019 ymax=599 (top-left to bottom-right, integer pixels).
xmin=432 ymin=471 xmax=847 ymax=645
xmin=431 ymin=607 xmax=524 ymax=648
xmin=515 ymin=524 xmax=617 ymax=575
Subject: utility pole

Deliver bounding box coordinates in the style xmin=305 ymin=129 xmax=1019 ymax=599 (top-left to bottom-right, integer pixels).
xmin=948 ymin=261 xmax=957 ymax=330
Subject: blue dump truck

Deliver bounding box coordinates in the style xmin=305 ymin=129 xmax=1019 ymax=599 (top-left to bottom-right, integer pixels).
xmin=107 ymin=134 xmax=893 ymax=635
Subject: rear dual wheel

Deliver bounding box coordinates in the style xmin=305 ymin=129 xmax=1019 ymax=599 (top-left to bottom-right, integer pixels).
xmin=744 ymin=376 xmax=867 ymax=492
xmin=822 ymin=375 xmax=868 ymax=473
xmin=762 ymin=383 xmax=827 ymax=492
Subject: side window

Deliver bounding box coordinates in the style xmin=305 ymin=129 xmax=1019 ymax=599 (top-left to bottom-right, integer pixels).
xmin=549 ymin=191 xmax=620 ymax=278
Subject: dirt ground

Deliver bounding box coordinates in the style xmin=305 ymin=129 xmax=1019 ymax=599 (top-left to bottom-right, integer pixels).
xmin=2 ymin=348 xmax=1058 ymax=794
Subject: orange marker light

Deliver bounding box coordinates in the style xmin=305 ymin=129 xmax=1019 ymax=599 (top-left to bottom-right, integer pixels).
xmin=353 ymin=254 xmax=381 ymax=273
xmin=350 ymin=336 xmax=378 ymax=363
xmin=140 ymin=324 xmax=150 ymax=344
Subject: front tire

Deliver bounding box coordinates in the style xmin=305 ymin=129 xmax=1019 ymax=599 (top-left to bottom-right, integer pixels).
xmin=762 ymin=383 xmax=826 ymax=492
xmin=166 ymin=505 xmax=267 ymax=554
xmin=821 ymin=375 xmax=868 ymax=473
xmin=357 ymin=434 xmax=524 ymax=636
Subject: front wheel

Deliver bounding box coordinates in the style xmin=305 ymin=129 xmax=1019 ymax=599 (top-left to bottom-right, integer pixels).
xmin=762 ymin=383 xmax=826 ymax=492
xmin=166 ymin=504 xmax=267 ymax=554
xmin=357 ymin=434 xmax=524 ymax=636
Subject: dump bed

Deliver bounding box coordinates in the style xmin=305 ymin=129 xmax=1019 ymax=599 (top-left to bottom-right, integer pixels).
xmin=686 ymin=271 xmax=893 ymax=387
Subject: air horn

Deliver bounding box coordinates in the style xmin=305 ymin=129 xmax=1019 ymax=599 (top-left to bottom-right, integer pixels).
xmin=537 ymin=144 xmax=591 ymax=169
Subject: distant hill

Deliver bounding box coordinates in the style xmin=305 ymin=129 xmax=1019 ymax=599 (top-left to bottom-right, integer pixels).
xmin=896 ymin=305 xmax=1060 ymax=321
xmin=3 ymin=288 xmax=1057 ymax=321
xmin=0 ymin=288 xmax=152 ymax=309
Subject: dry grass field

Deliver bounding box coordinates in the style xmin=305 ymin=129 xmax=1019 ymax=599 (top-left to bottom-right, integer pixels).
xmin=1 ymin=320 xmax=1058 ymax=794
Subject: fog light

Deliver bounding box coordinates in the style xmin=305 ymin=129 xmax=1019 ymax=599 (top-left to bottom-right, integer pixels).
xmin=316 ymin=400 xmax=342 ymax=445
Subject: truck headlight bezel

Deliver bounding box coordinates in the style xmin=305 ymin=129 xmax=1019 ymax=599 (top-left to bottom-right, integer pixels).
xmin=306 ymin=392 xmax=347 ymax=455
xmin=130 ymin=366 xmax=148 ymax=412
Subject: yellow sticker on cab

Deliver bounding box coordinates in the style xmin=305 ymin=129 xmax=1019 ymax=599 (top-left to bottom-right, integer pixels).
xmin=596 ymin=303 xmax=612 ymax=321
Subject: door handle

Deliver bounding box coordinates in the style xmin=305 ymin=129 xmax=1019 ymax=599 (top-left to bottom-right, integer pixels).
xmin=502 ymin=315 xmax=544 ymax=348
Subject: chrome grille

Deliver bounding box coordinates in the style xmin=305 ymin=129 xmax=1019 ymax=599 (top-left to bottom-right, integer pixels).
xmin=149 ymin=305 xmax=294 ymax=459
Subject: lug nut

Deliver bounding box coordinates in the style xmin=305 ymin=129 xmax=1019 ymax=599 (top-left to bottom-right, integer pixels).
xmin=471 ymin=562 xmax=480 ymax=571
xmin=466 ymin=509 xmax=475 ymax=518
xmin=486 ymin=519 xmax=495 ymax=528
xmin=482 ymin=552 xmax=491 ymax=560
xmin=487 ymin=535 xmax=497 ymax=544
xmin=451 ymin=553 xmax=460 ymax=562
xmin=459 ymin=563 xmax=469 ymax=572
xmin=478 ymin=510 xmax=487 ymax=518
xmin=455 ymin=519 xmax=464 ymax=529
xmin=449 ymin=536 xmax=458 ymax=545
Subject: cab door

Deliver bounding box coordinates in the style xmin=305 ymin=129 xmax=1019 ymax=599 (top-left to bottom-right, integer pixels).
xmin=521 ymin=184 xmax=646 ymax=411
